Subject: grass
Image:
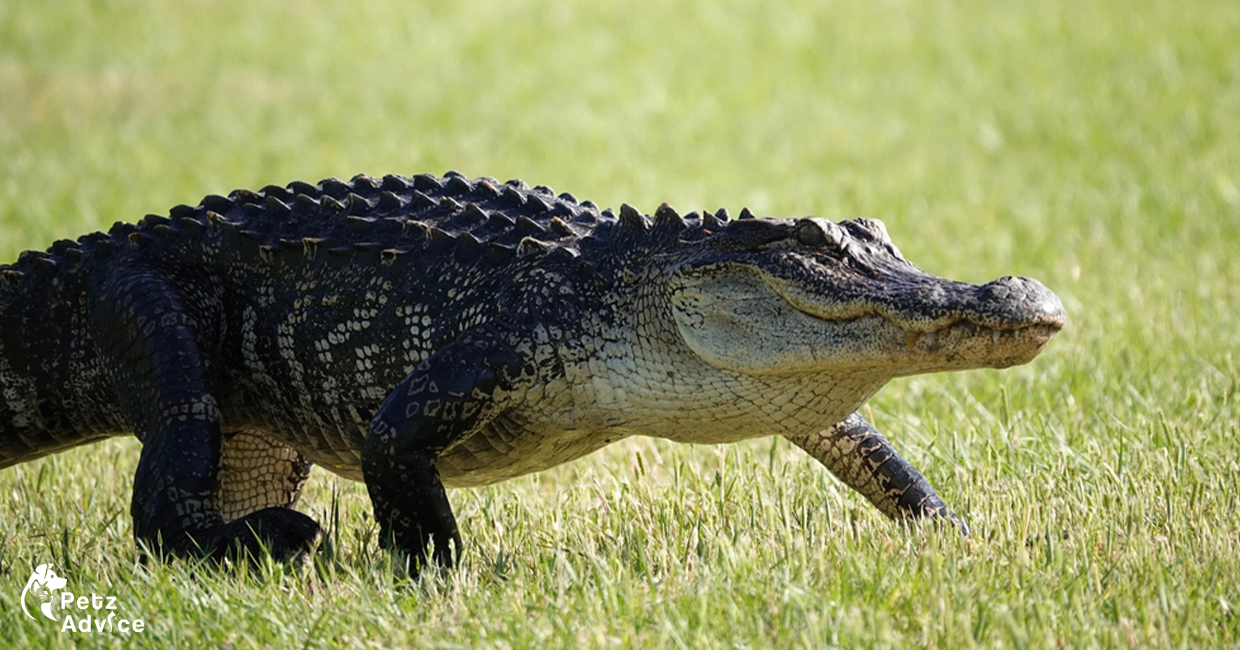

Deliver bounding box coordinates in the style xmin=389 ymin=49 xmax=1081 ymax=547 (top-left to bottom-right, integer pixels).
xmin=1 ymin=0 xmax=1238 ymax=647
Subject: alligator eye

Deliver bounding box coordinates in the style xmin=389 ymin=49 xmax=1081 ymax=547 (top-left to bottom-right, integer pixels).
xmin=795 ymin=220 xmax=826 ymax=246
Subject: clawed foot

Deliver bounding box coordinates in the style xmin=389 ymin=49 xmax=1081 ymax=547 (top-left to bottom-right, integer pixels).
xmin=379 ymin=526 xmax=462 ymax=577
xmin=941 ymin=510 xmax=970 ymax=537
xmin=900 ymin=504 xmax=970 ymax=537
xmin=143 ymin=507 xmax=328 ymax=566
xmin=205 ymin=507 xmax=326 ymax=565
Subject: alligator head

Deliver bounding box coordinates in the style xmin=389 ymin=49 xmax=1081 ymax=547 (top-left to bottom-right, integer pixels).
xmin=668 ymin=215 xmax=1066 ymax=379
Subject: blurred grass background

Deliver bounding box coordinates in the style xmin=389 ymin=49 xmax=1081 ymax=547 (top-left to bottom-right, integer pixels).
xmin=1 ymin=0 xmax=1238 ymax=648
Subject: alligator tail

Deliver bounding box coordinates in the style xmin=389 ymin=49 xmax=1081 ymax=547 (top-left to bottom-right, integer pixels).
xmin=0 ymin=249 xmax=123 ymax=469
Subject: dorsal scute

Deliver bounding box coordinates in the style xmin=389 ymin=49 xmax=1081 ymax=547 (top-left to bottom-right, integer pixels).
xmin=653 ymin=203 xmax=686 ymax=231
xmin=12 ymin=174 xmax=764 ymax=286
xmin=618 ymin=204 xmax=649 ymax=233
xmin=228 ymin=188 xmax=263 ymax=205
xmin=320 ymin=178 xmax=352 ymax=199
xmin=266 ymin=195 xmax=292 ymax=218
xmin=349 ymin=173 xmax=381 ymax=192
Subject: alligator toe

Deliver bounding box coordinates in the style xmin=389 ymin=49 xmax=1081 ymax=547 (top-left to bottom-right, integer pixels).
xmin=202 ymin=507 xmax=325 ymax=565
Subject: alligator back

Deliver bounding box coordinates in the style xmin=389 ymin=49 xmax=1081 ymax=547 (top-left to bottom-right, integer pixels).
xmin=0 ymin=172 xmax=624 ymax=473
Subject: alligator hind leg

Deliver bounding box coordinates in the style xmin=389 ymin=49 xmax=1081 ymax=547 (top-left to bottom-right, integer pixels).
xmin=788 ymin=412 xmax=968 ymax=535
xmin=89 ymin=269 xmax=322 ymax=562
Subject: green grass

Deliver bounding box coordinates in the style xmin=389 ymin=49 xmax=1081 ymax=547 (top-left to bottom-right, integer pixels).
xmin=2 ymin=0 xmax=1238 ymax=647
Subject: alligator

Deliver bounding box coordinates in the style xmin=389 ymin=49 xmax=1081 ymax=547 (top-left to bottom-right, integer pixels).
xmin=0 ymin=172 xmax=1065 ymax=571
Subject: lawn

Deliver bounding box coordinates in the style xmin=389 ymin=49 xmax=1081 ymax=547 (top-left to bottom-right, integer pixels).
xmin=1 ymin=0 xmax=1238 ymax=647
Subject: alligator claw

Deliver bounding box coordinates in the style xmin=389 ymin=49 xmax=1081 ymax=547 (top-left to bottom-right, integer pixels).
xmin=201 ymin=508 xmax=325 ymax=566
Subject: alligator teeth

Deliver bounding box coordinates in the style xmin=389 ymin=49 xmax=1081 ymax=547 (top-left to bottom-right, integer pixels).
xmin=992 ymin=330 xmax=1001 ymax=344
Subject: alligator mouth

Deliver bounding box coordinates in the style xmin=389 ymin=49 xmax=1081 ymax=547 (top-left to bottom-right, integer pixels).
xmin=781 ymin=292 xmax=1066 ymax=333
xmin=785 ymin=304 xmax=1064 ymax=372
xmin=900 ymin=318 xmax=1063 ymax=368
xmin=797 ymin=308 xmax=1062 ymax=345
xmin=901 ymin=318 xmax=1063 ymax=346
xmin=671 ymin=269 xmax=1065 ymax=376
xmin=773 ymin=274 xmax=1067 ymax=340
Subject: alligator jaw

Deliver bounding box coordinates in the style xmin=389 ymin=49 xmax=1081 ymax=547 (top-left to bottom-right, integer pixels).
xmin=889 ymin=319 xmax=1063 ymax=375
xmin=775 ymin=274 xmax=1067 ymax=375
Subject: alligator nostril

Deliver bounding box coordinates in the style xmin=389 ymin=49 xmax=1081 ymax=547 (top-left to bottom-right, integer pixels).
xmin=977 ymin=276 xmax=1067 ymax=329
xmin=978 ymin=278 xmax=1015 ymax=303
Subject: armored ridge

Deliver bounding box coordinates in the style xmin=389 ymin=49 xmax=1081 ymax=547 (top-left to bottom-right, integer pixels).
xmin=0 ymin=172 xmax=1065 ymax=571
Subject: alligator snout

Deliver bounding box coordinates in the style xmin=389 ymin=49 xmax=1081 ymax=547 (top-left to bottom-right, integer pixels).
xmin=974 ymin=276 xmax=1067 ymax=331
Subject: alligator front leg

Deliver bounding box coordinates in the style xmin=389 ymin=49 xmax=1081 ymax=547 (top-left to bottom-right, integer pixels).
xmin=90 ymin=269 xmax=322 ymax=562
xmin=788 ymin=412 xmax=968 ymax=535
xmin=362 ymin=323 xmax=523 ymax=573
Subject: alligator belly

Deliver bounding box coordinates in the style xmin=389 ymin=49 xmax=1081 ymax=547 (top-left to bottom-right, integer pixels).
xmin=437 ymin=413 xmax=629 ymax=488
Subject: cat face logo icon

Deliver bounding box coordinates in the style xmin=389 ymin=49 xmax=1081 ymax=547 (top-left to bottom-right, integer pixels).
xmin=21 ymin=563 xmax=68 ymax=621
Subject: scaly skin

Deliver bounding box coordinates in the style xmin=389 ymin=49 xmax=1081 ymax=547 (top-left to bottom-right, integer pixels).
xmin=0 ymin=172 xmax=1065 ymax=570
